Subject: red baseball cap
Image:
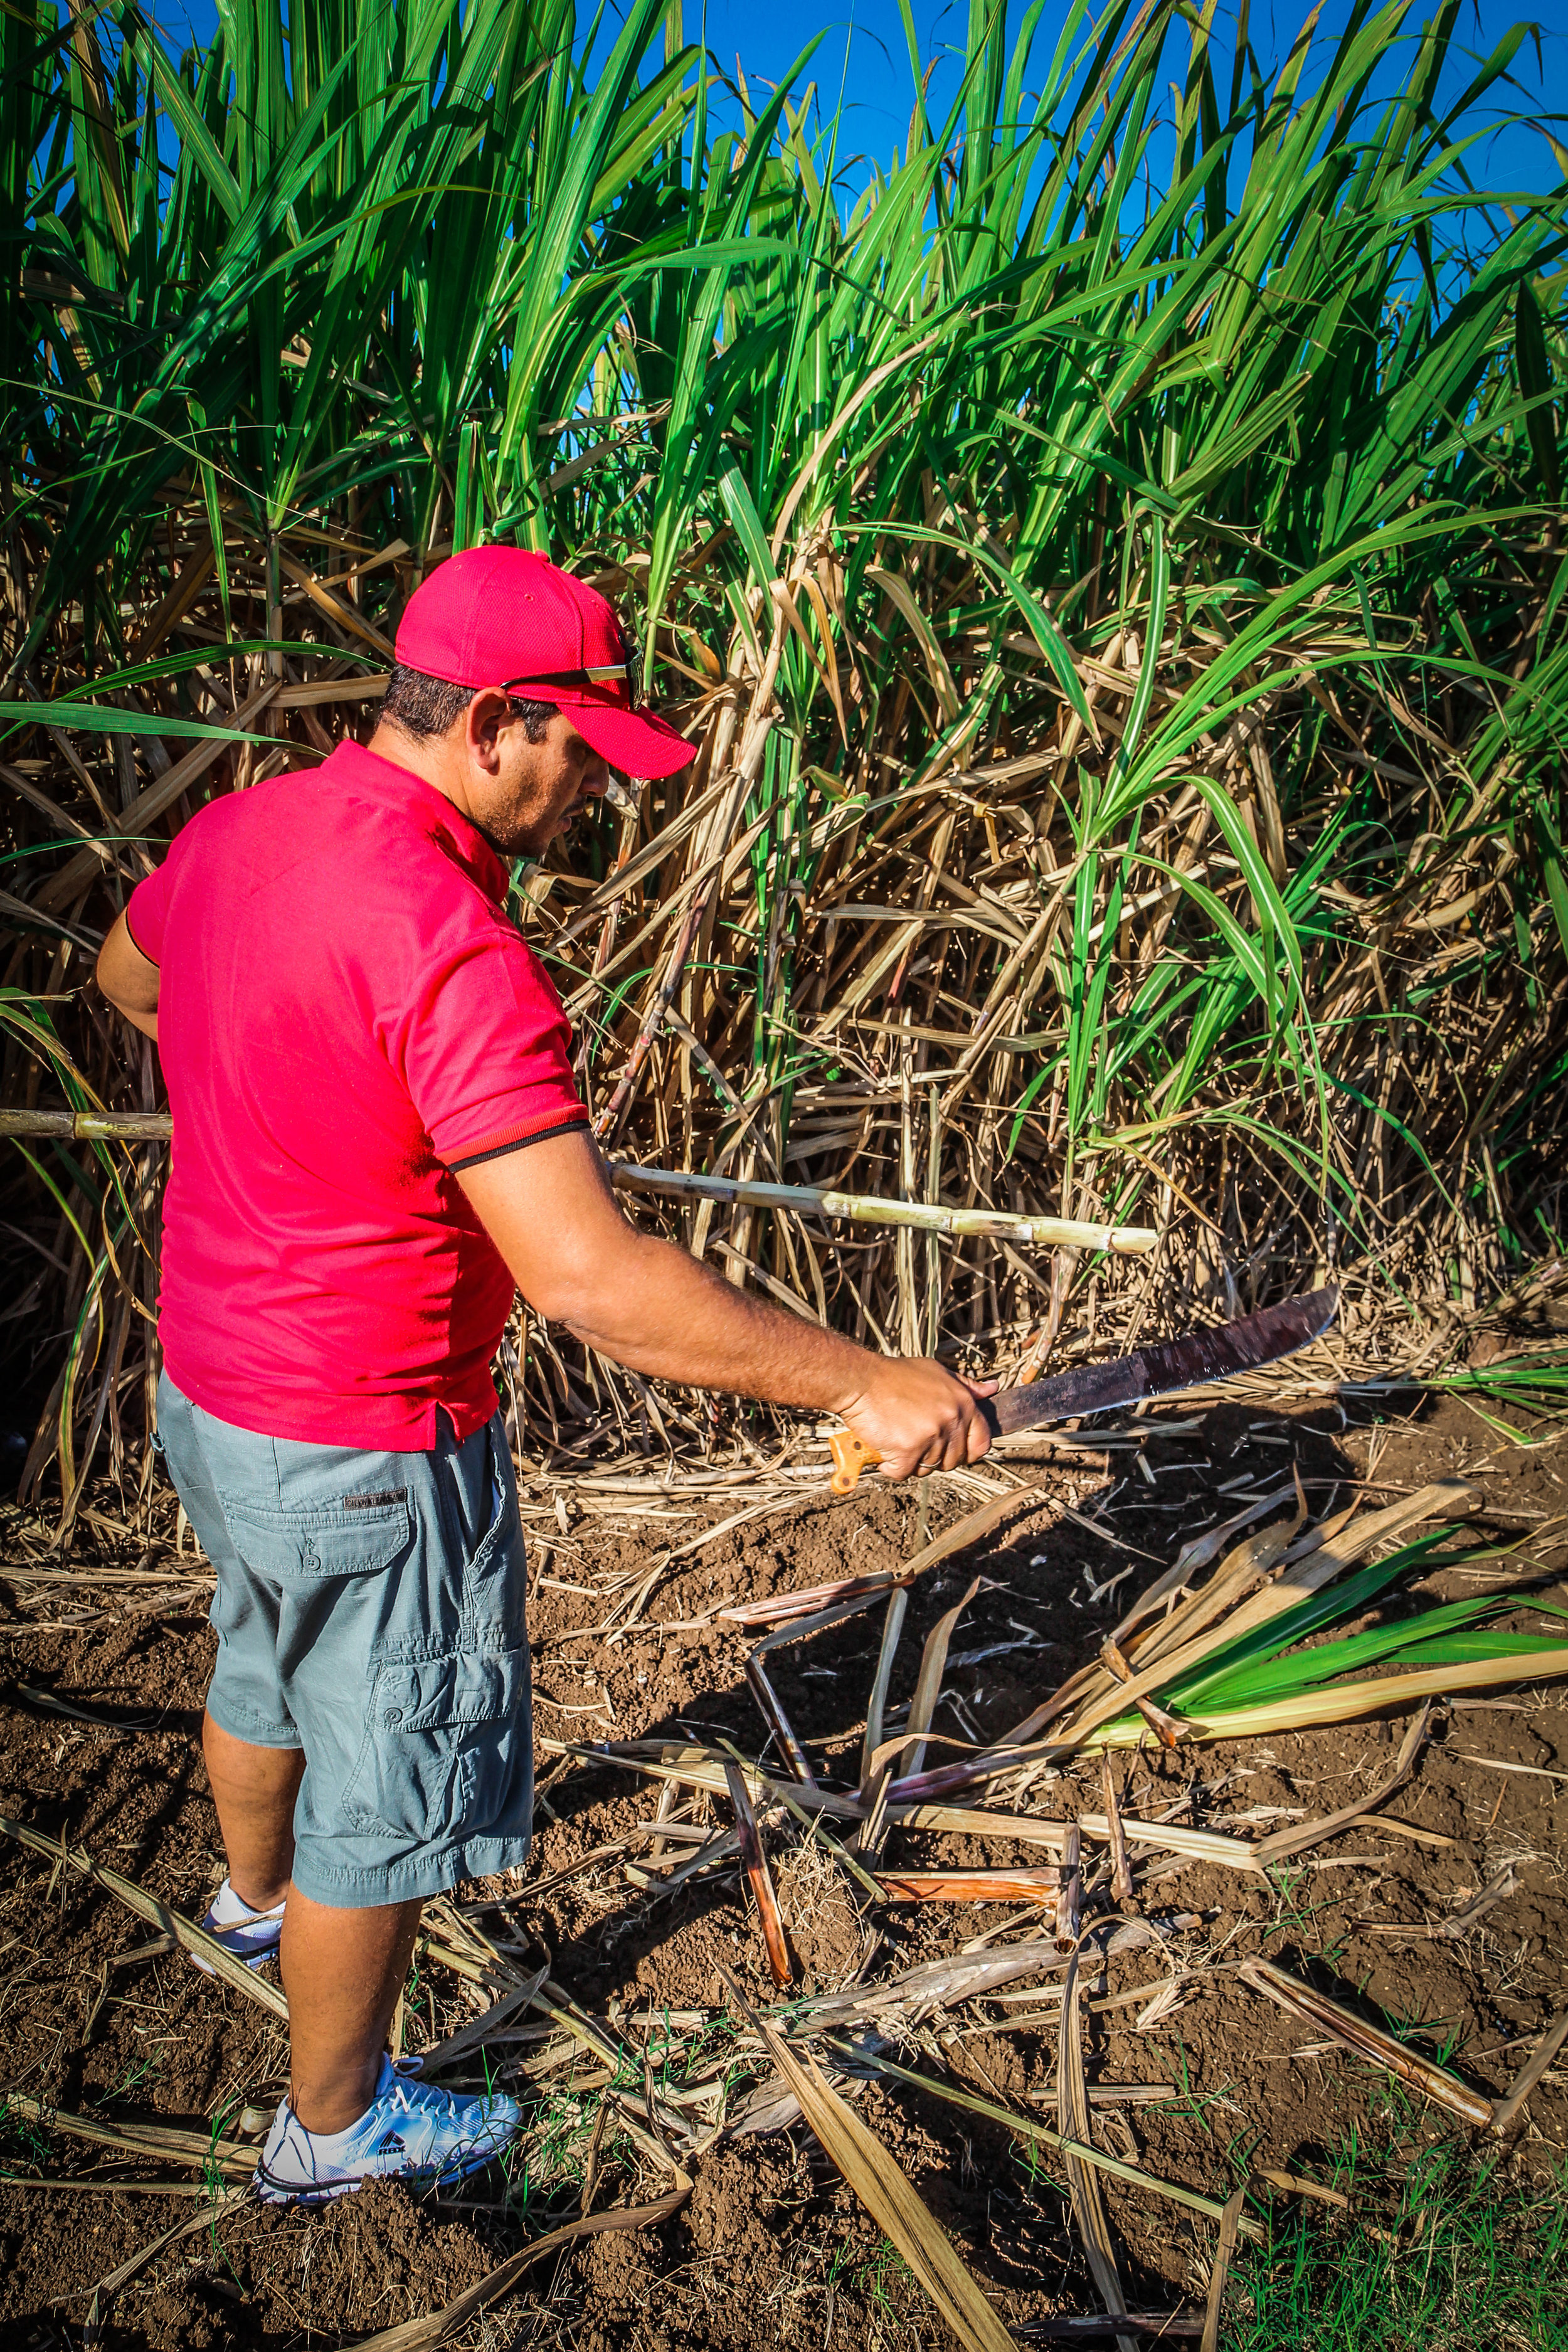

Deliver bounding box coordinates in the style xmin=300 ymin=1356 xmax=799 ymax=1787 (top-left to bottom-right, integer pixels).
xmin=395 ymin=546 xmax=694 ymax=780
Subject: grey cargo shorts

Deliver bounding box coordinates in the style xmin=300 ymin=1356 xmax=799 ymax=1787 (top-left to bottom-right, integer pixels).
xmin=156 ymin=1372 xmax=532 ymax=1908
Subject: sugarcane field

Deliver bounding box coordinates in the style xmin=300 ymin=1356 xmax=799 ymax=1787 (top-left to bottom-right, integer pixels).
xmin=4 ymin=0 xmax=1568 ymax=2344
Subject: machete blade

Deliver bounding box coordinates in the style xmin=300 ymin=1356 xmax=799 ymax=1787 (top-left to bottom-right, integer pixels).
xmin=985 ymin=1285 xmax=1339 ymax=1438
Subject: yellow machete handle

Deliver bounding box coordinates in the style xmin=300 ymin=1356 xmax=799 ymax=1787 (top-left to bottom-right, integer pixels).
xmin=829 ymin=1428 xmax=881 ymax=1494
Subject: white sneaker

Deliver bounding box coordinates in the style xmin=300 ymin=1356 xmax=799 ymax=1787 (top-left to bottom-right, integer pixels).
xmin=193 ymin=1879 xmax=287 ymax=1974
xmin=255 ymin=2055 xmax=521 ymax=2204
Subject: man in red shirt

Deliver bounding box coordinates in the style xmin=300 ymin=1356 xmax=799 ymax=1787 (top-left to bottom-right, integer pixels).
xmin=96 ymin=548 xmax=992 ymax=2201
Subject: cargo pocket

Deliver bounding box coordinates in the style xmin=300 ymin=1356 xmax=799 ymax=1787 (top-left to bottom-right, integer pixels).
xmin=220 ymin=1489 xmax=412 ymax=1581
xmin=455 ymin=1421 xmax=525 ymax=1616
xmin=341 ymin=1638 xmax=531 ymax=1843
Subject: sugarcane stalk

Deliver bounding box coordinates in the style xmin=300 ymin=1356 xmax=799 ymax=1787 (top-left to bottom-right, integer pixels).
xmin=0 ymin=1110 xmax=1157 ymax=1254
xmin=0 ymin=1108 xmax=174 ymax=1140
xmin=612 ymin=1162 xmax=1157 ymax=1254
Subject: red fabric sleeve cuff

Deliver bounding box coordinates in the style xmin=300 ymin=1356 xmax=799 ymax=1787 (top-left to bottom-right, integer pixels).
xmin=123 ymin=904 xmax=159 ymax=967
xmin=445 ymin=1111 xmax=589 ymax=1172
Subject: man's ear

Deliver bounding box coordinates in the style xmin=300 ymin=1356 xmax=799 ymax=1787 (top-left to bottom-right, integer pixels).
xmin=464 ymin=688 xmax=511 ymax=771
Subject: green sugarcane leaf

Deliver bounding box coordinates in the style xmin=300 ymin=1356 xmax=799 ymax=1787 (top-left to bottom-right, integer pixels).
xmin=1162 ymin=1532 xmax=1461 ymax=1708
xmin=1513 ymin=278 xmax=1561 ymax=503
xmin=0 ymin=704 xmax=273 ymax=745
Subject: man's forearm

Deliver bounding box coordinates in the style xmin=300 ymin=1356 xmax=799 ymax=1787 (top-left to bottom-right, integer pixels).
xmin=558 ymin=1226 xmax=871 ymax=1411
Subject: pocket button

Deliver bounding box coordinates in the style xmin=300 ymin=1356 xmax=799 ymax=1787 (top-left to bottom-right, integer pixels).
xmin=384 ymin=1707 xmax=404 ymax=1726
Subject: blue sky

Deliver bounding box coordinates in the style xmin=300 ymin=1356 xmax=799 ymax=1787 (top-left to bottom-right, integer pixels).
xmin=149 ymin=0 xmax=1567 ymax=195
xmin=696 ymin=0 xmax=1567 ymax=191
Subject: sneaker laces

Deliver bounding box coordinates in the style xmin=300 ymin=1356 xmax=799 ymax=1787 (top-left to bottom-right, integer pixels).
xmin=369 ymin=2069 xmax=507 ymax=2153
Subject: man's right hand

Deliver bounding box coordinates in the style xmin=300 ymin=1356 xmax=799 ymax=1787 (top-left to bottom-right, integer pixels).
xmin=833 ymin=1357 xmax=996 ymax=1480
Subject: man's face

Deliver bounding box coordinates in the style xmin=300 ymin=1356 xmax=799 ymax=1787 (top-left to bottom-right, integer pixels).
xmin=467 ymin=701 xmax=610 ymax=859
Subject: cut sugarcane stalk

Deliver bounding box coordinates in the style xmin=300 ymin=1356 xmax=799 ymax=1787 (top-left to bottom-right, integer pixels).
xmin=0 ymin=1111 xmax=1156 ymax=1253
xmin=611 ymin=1160 xmax=1157 ymax=1253
xmin=724 ymin=1761 xmax=793 ymax=1988
xmin=879 ymin=1868 xmax=1063 ymax=1904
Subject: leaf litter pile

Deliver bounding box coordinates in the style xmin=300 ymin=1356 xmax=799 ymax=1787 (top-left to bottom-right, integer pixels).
xmin=4 ymin=1364 xmax=1568 ymax=2349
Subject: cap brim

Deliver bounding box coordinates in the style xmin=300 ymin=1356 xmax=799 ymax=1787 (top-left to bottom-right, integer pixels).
xmin=563 ymin=697 xmax=694 ymax=780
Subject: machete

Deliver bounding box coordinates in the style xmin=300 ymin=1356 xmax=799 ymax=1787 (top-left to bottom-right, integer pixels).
xmin=829 ymin=1285 xmax=1339 ymax=1493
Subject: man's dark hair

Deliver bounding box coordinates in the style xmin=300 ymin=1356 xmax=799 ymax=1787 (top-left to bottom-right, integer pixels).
xmin=380 ymin=663 xmax=554 ymax=744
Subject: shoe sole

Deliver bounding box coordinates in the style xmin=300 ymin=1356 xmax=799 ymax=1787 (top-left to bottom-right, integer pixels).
xmin=255 ymin=2139 xmax=512 ymax=2206
xmin=191 ymin=1939 xmax=282 ymax=1976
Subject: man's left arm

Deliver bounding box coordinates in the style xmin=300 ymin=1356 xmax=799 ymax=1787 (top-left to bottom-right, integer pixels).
xmin=97 ymin=912 xmax=161 ymax=1041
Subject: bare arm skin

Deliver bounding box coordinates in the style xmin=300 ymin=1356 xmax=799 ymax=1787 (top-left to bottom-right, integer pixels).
xmin=96 ymin=912 xmax=161 ymax=1041
xmin=460 ymin=1128 xmax=993 ymax=1480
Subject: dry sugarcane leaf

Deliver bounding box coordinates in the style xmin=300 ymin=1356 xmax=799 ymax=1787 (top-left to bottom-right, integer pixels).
xmin=1071 ymin=1815 xmax=1261 ymax=1869
xmin=1059 ymin=1954 xmax=1135 ymax=2352
xmin=1179 ymin=1481 xmax=1478 ymax=1661
xmin=1099 ymin=1636 xmax=1185 ymax=1749
xmin=726 ymin=1480 xmax=1046 ymax=1633
xmin=1120 ymin=1486 xmax=1307 ymax=1676
xmin=880 ymin=1574 xmax=994 ymax=1783
xmin=1254 ymin=2168 xmax=1349 ymax=2208
xmin=1252 ymin=1701 xmax=1434 ymax=1865
xmin=1 ymin=2091 xmax=256 ymax=2179
xmin=881 ymin=1868 xmax=1064 ymax=1904
xmin=1199 ymin=2181 xmax=1248 ymax=2352
xmin=797 ymin=1939 xmax=1075 ymax=2031
xmin=829 ymin=2042 xmax=1262 ymax=2239
xmin=36 ymin=680 xmax=283 ymax=913
xmin=1102 ymin=1759 xmax=1137 ymax=1910
xmin=552 ymin=1740 xmax=865 ymax=1821
xmin=347 ymin=2181 xmax=694 ymax=2352
xmin=894 ymin=1803 xmax=1069 ymax=1851
xmin=1490 ymin=2006 xmax=1568 ymax=2135
xmin=1430 ymin=1862 xmax=1519 ymax=1938
xmin=1046 ymin=1496 xmax=1309 ymax=1748
xmin=884 ymin=1745 xmax=1051 ymax=1804
xmin=1237 ymin=1957 xmax=1492 ymax=2125
xmin=413 ymin=1966 xmax=549 ymax=2076
xmin=0 ymin=2177 xmax=213 ymax=2200
xmin=0 ymin=1813 xmax=288 ymax=2021
xmin=1013 ymin=2320 xmax=1204 ymax=2339
xmin=1112 ymin=1487 xmax=1298 ymax=1642
xmin=1134 ymin=1473 xmax=1315 ymax=1655
xmin=721 ymin=1568 xmax=913 ymax=1628
xmin=84 ymin=2189 xmax=247 ymax=2341
xmin=859 ymin=1584 xmax=909 ymax=1796
xmin=554 ymin=1740 xmax=1214 ymax=1865
xmin=625 ymin=1827 xmax=741 ymax=1895
xmin=754 ymin=2015 xmax=1018 ymax=2352
xmin=522 ymin=1986 xmax=693 ymax=2157
xmin=746 ymin=1587 xmax=896 ymax=1783
xmin=724 ymin=1760 xmax=794 ymax=1987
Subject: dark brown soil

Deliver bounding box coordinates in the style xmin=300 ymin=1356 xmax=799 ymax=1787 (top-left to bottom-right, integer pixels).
xmin=3 ymin=1384 xmax=1566 ymax=2348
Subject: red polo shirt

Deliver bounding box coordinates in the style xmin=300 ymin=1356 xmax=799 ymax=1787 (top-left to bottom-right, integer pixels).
xmin=127 ymin=740 xmax=587 ymax=1447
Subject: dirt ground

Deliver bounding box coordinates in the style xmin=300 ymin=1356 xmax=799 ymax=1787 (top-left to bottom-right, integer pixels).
xmin=3 ymin=1380 xmax=1567 ymax=2349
